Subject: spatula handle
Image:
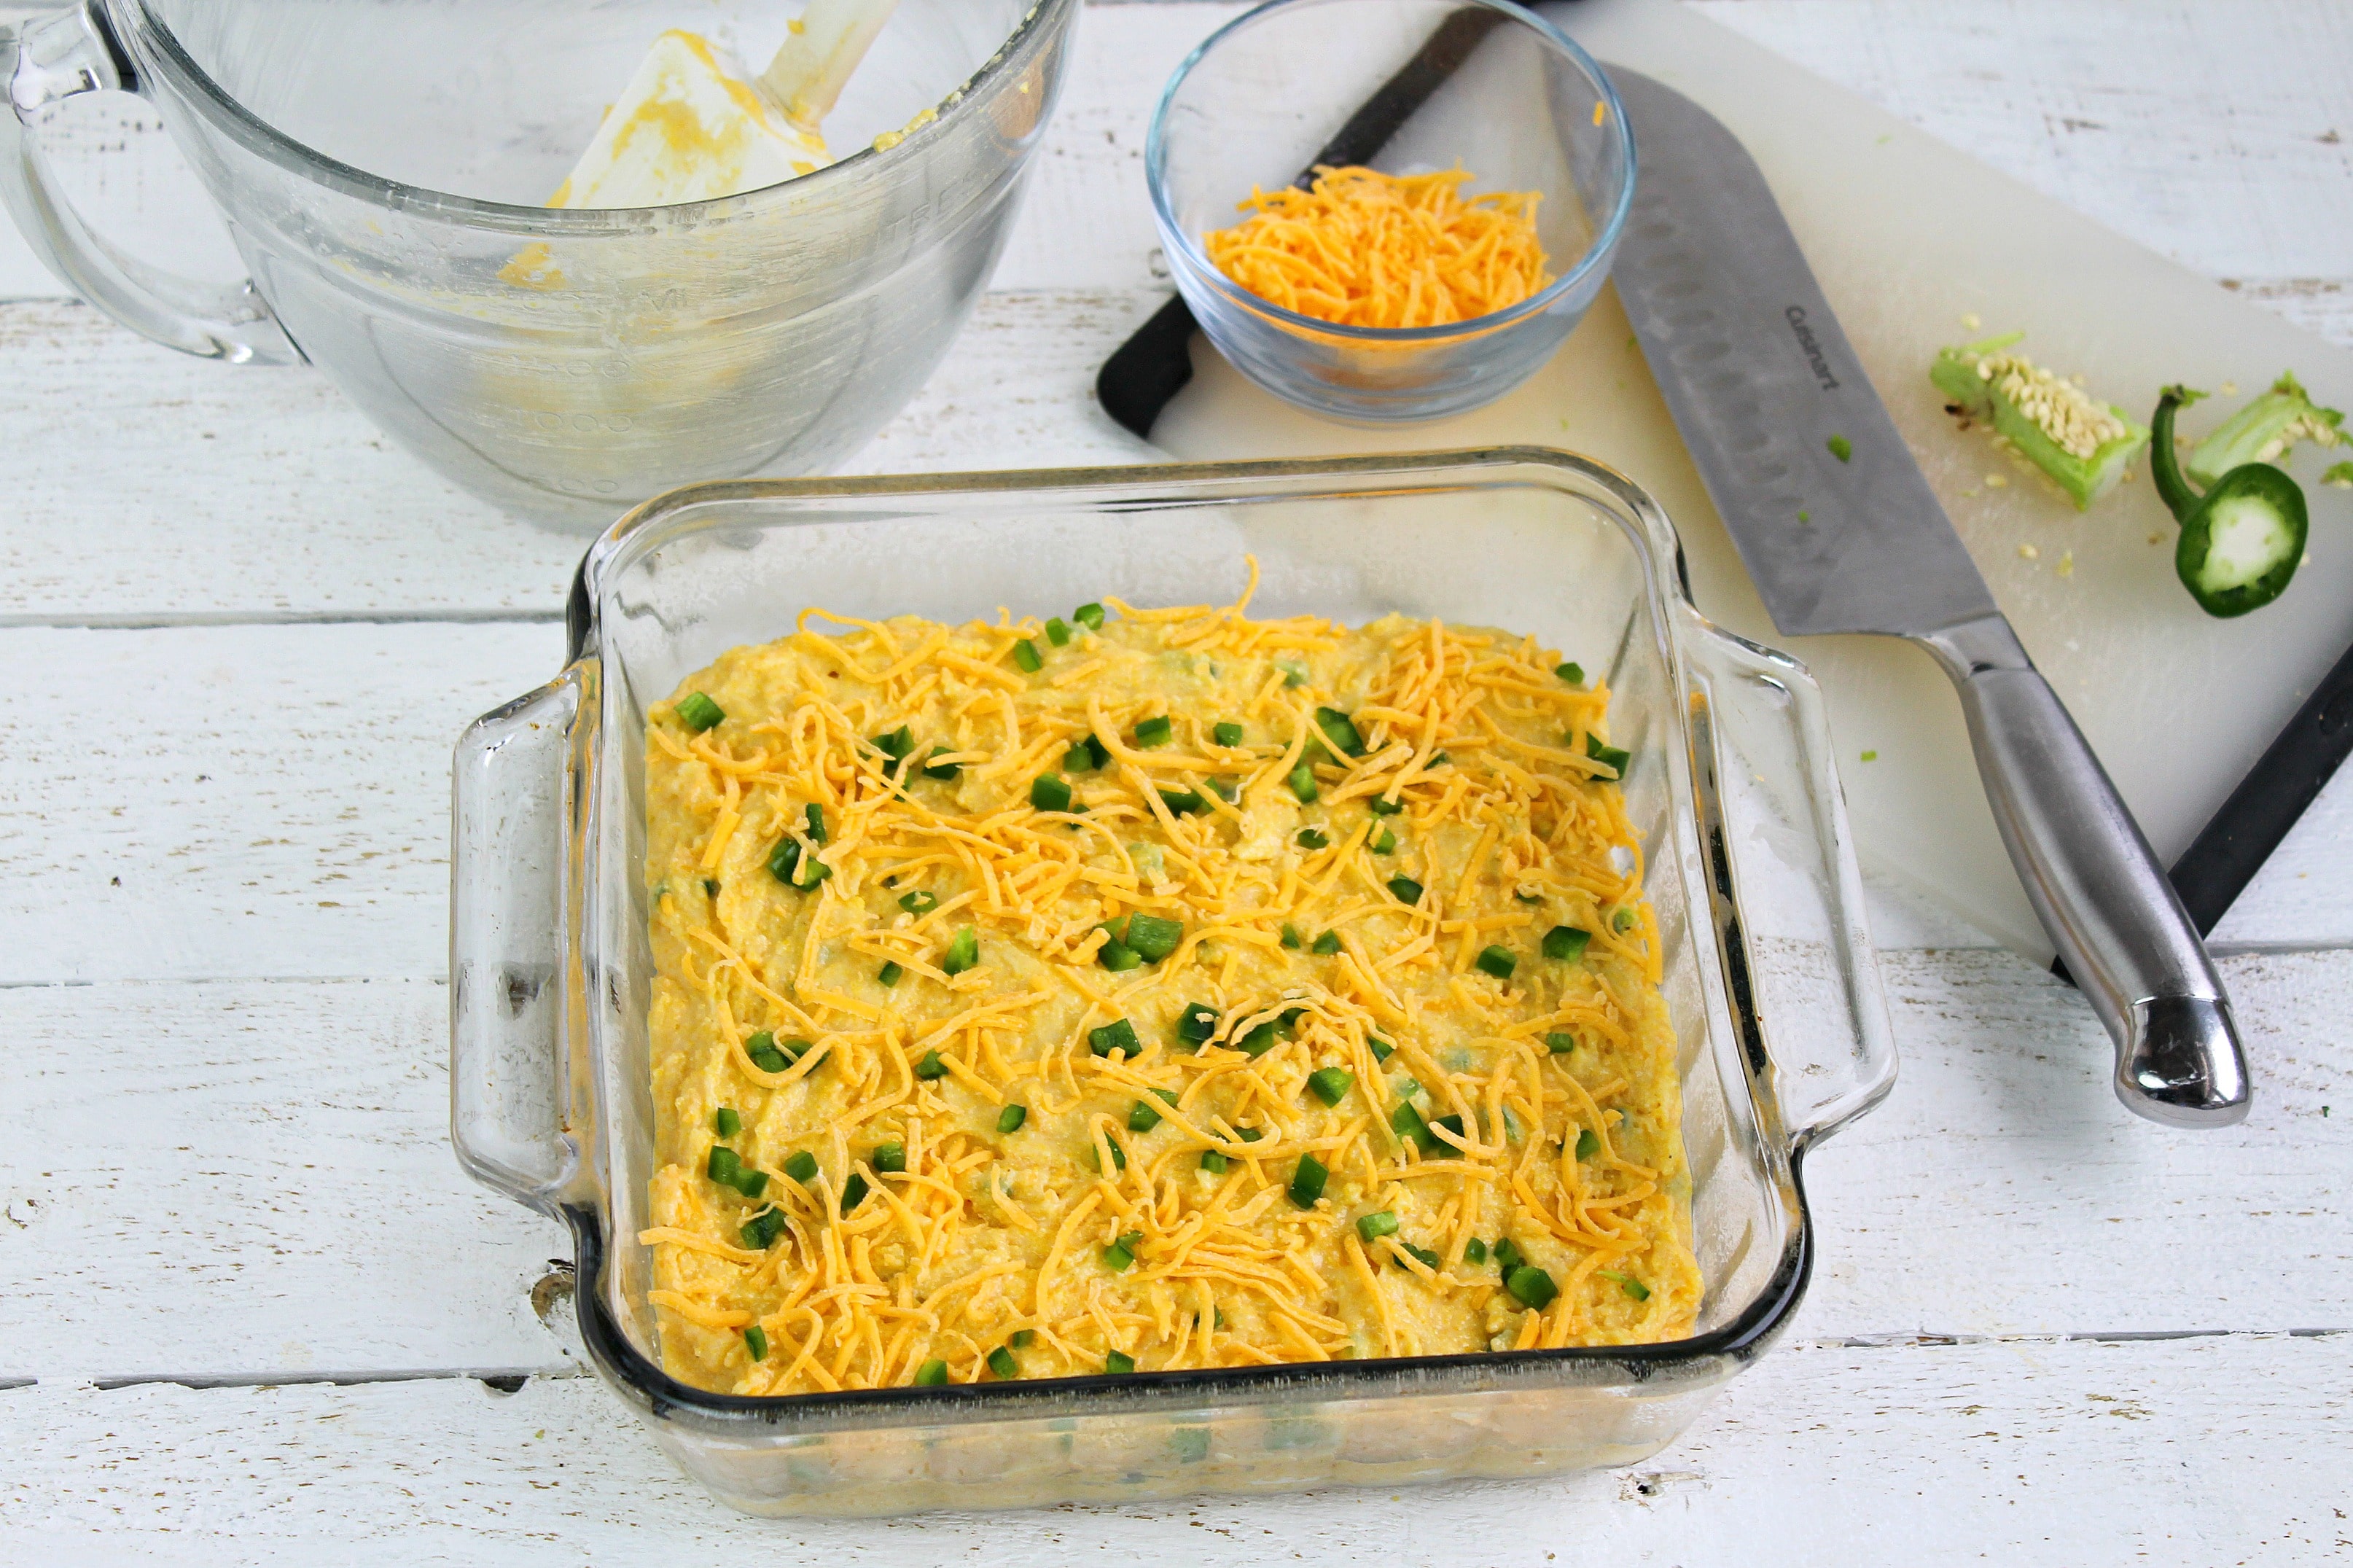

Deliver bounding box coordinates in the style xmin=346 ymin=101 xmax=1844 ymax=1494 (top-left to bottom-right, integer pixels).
xmin=759 ymin=0 xmax=900 ymax=126
xmin=1920 ymin=614 xmax=2251 ymax=1127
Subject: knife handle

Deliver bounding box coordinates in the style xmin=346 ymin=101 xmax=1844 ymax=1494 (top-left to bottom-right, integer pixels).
xmin=1919 ymin=614 xmax=2252 ymax=1128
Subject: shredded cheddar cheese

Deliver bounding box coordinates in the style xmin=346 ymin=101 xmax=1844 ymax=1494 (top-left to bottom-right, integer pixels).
xmin=1202 ymin=165 xmax=1551 ymax=330
xmin=641 ymin=568 xmax=1698 ymax=1396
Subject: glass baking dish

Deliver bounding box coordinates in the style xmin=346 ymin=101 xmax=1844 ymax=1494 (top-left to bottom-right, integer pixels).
xmin=450 ymin=448 xmax=1895 ymax=1518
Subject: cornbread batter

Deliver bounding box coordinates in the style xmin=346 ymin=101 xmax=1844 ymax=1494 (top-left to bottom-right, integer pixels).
xmin=641 ymin=573 xmax=1700 ymax=1395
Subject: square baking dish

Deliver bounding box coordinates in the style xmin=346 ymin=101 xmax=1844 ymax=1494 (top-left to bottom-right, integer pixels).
xmin=451 ymin=448 xmax=1895 ymax=1517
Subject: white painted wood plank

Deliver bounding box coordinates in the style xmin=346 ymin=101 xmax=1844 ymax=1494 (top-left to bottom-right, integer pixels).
xmin=0 ymin=292 xmax=1155 ymax=626
xmin=0 ymin=622 xmax=563 ymax=985
xmin=4 ymin=1333 xmax=2344 ymax=1561
xmin=1686 ymin=0 xmax=2353 ymax=286
xmin=0 ymin=288 xmax=1158 ymax=623
xmin=1795 ymin=948 xmax=2353 ymax=1341
xmin=0 ymin=980 xmax=574 ymax=1383
xmin=6 ymin=953 xmax=2342 ymax=1381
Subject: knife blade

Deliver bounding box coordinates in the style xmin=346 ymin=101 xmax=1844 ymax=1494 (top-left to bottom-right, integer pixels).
xmin=1609 ymin=67 xmax=2251 ymax=1128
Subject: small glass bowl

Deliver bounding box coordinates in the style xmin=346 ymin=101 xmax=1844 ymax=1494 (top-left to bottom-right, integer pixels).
xmin=1146 ymin=0 xmax=1634 ymax=424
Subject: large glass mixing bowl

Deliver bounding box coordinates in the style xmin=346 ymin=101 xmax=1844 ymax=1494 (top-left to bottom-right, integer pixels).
xmin=0 ymin=0 xmax=1080 ymax=526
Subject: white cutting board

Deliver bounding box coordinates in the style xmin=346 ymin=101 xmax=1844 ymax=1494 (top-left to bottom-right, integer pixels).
xmin=1151 ymin=0 xmax=2353 ymax=962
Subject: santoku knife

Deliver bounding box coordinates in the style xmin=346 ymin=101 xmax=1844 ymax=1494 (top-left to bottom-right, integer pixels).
xmin=1610 ymin=69 xmax=2250 ymax=1128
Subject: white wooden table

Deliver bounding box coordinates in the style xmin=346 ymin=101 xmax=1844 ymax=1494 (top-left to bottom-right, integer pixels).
xmin=5 ymin=3 xmax=2350 ymax=1560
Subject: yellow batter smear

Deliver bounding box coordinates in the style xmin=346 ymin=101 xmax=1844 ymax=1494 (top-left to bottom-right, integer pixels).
xmin=641 ymin=571 xmax=1700 ymax=1395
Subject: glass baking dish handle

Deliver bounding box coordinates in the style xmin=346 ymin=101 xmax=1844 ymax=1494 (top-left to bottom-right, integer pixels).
xmin=1679 ymin=606 xmax=1897 ymax=1153
xmin=450 ymin=667 xmax=589 ymax=1212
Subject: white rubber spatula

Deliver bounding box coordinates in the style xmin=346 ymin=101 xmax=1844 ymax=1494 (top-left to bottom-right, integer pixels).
xmin=550 ymin=0 xmax=902 ymax=210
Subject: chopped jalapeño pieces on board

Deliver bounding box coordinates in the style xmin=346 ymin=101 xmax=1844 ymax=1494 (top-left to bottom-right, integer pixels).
xmin=1930 ymin=332 xmax=2150 ymax=509
xmin=2185 ymin=371 xmax=2344 ymax=488
xmin=2153 ymin=383 xmax=2314 ymax=617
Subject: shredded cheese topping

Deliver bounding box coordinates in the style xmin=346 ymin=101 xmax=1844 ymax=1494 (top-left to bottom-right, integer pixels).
xmin=1202 ymin=165 xmax=1551 ymax=330
xmin=640 ymin=569 xmax=1698 ymax=1395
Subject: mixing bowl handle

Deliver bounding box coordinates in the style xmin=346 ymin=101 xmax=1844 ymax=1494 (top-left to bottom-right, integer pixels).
xmin=1679 ymin=609 xmax=1899 ymax=1155
xmin=0 ymin=3 xmax=302 ymax=364
xmin=450 ymin=667 xmax=592 ymax=1214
